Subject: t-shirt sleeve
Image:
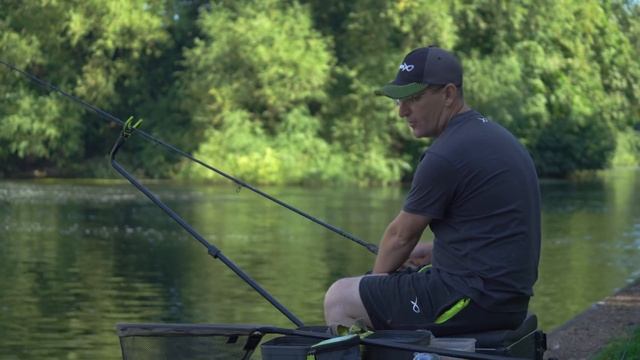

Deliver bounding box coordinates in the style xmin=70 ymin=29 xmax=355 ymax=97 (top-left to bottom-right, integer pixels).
xmin=403 ymin=152 xmax=457 ymax=219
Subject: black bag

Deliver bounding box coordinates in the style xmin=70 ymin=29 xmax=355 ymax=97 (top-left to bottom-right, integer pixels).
xmin=307 ymin=334 xmax=361 ymax=360
xmin=362 ymin=330 xmax=432 ymax=360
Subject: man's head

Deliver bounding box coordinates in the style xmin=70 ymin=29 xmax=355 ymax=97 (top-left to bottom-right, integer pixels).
xmin=376 ymin=46 xmax=466 ymax=138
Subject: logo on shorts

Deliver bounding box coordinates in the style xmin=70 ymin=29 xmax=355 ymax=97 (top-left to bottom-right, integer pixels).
xmin=410 ymin=297 xmax=421 ymax=313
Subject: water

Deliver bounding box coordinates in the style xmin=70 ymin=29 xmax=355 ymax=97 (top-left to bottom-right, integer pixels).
xmin=1 ymin=170 xmax=639 ymax=359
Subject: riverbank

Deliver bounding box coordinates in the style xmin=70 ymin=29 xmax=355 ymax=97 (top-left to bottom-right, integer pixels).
xmin=544 ymin=277 xmax=640 ymax=359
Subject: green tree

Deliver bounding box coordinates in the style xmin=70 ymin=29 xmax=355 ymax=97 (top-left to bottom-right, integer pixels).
xmin=1 ymin=0 xmax=639 ymax=181
xmin=0 ymin=0 xmax=170 ymax=176
xmin=609 ymin=0 xmax=640 ymax=167
xmin=455 ymin=0 xmax=639 ymax=176
xmin=177 ymin=0 xmax=343 ymax=184
xmin=306 ymin=0 xmax=461 ymax=182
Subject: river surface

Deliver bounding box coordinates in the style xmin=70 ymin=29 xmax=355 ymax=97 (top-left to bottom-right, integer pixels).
xmin=1 ymin=169 xmax=639 ymax=359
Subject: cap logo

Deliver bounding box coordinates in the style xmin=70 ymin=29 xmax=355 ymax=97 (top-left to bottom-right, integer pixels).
xmin=399 ymin=62 xmax=414 ymax=72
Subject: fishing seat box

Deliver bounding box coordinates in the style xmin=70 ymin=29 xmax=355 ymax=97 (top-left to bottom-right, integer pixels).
xmin=260 ymin=314 xmax=546 ymax=360
xmin=448 ymin=313 xmax=547 ymax=360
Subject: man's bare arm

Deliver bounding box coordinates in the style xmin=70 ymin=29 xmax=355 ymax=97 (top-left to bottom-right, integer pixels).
xmin=372 ymin=211 xmax=431 ymax=274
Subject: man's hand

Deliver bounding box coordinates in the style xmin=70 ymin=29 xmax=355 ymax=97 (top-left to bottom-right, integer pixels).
xmin=404 ymin=242 xmax=433 ymax=269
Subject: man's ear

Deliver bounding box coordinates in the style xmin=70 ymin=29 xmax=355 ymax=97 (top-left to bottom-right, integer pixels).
xmin=443 ymin=83 xmax=458 ymax=106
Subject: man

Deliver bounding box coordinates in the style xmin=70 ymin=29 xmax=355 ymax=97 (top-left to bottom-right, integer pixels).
xmin=324 ymin=46 xmax=541 ymax=335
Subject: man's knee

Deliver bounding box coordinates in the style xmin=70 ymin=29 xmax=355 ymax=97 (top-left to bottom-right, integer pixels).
xmin=324 ymin=277 xmax=357 ymax=312
xmin=324 ymin=276 xmax=370 ymax=327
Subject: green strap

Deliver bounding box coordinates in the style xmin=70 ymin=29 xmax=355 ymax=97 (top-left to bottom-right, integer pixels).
xmin=434 ymin=298 xmax=470 ymax=324
xmin=306 ymin=334 xmax=360 ymax=360
xmin=310 ymin=334 xmax=358 ymax=348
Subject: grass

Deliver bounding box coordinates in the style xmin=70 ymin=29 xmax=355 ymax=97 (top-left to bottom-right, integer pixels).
xmin=593 ymin=326 xmax=640 ymax=360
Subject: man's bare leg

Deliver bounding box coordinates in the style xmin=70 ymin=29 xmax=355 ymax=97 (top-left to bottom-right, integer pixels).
xmin=323 ymin=275 xmax=375 ymax=328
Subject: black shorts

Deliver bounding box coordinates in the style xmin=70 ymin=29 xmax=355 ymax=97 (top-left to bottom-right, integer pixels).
xmin=359 ymin=268 xmax=526 ymax=335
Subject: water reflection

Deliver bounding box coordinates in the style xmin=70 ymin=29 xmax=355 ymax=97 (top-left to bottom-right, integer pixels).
xmin=531 ymin=170 xmax=640 ymax=325
xmin=0 ymin=170 xmax=639 ymax=359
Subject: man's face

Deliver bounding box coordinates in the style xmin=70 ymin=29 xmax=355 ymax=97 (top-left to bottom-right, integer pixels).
xmin=397 ymin=87 xmax=447 ymax=138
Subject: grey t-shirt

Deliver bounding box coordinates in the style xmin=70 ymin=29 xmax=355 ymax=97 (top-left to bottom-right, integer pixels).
xmin=404 ymin=110 xmax=541 ymax=312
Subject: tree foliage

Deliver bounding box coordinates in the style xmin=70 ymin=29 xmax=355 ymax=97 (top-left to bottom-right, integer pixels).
xmin=1 ymin=0 xmax=638 ymax=181
xmin=0 ymin=0 xmax=172 ymax=176
xmin=176 ymin=0 xmax=345 ymax=184
xmin=458 ymin=0 xmax=639 ymax=176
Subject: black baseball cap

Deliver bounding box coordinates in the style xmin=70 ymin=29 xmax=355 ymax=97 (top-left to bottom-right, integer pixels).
xmin=375 ymin=46 xmax=463 ymax=99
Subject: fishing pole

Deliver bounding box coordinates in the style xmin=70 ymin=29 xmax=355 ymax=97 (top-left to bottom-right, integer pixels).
xmin=0 ymin=59 xmax=379 ymax=255
xmin=111 ymin=118 xmax=304 ymax=327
